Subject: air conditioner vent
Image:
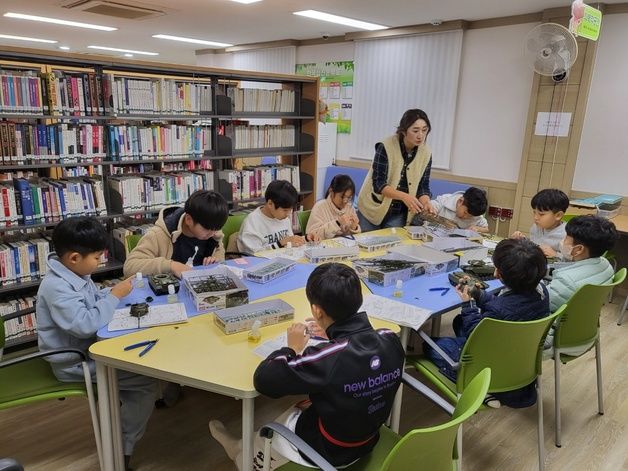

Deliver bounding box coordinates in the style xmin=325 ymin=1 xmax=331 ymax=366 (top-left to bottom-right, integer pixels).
xmin=61 ymin=0 xmax=166 ymax=20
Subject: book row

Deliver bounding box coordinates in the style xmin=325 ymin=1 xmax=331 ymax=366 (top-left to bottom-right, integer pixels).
xmin=1 ymin=176 xmax=106 ymax=227
xmin=218 ymin=164 xmax=301 ymax=201
xmin=0 ymin=123 xmax=215 ymax=164
xmin=0 ymin=235 xmax=110 ymax=285
xmin=226 ymin=87 xmax=295 ymax=113
xmin=0 ymin=296 xmax=36 ymax=343
xmin=108 ymin=170 xmax=215 ymax=212
xmin=226 ymin=125 xmax=296 ymax=150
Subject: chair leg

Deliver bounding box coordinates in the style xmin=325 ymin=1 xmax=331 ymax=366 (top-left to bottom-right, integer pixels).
xmin=456 ymin=424 xmax=463 ymax=471
xmin=262 ymin=436 xmax=272 ymax=471
xmin=537 ymin=375 xmax=545 ymax=471
xmin=554 ymin=351 xmax=561 ymax=448
xmin=617 ymin=295 xmax=628 ymax=326
xmin=595 ymin=339 xmax=604 ymax=415
xmin=82 ymin=361 xmax=104 ymax=471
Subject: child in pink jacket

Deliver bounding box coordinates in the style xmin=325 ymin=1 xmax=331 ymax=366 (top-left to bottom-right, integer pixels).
xmin=306 ymin=174 xmax=361 ymax=240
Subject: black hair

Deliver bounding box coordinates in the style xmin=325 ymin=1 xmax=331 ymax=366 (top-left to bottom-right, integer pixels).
xmin=492 ymin=239 xmax=547 ymax=293
xmin=52 ymin=216 xmax=108 ymax=257
xmin=306 ymin=263 xmax=363 ymax=322
xmin=461 ymin=187 xmax=488 ymax=216
xmin=565 ymin=215 xmax=619 ymax=257
xmin=184 ymin=190 xmax=229 ymax=230
xmin=265 ymin=180 xmax=298 ymax=209
xmin=531 ymin=189 xmax=569 ymax=213
xmin=396 ymin=109 xmax=431 ymax=139
xmin=326 ymin=174 xmax=356 ymax=199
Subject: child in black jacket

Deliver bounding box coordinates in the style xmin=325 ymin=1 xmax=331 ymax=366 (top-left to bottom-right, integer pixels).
xmin=209 ymin=263 xmax=405 ymax=470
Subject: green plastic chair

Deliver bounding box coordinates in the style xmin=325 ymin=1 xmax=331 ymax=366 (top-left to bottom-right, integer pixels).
xmin=0 ymin=317 xmax=103 ymax=469
xmin=409 ymin=309 xmax=563 ymax=471
xmin=126 ymin=234 xmax=142 ymax=254
xmin=259 ymin=369 xmax=491 ymax=471
xmin=221 ymin=213 xmax=247 ymax=252
xmin=297 ymin=210 xmax=311 ymax=235
xmin=549 ymin=268 xmax=626 ymax=447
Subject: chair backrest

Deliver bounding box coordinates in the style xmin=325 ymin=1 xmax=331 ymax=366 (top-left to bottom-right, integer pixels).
xmin=554 ymin=268 xmax=626 ymax=348
xmin=221 ymin=214 xmax=247 ymax=250
xmin=126 ymin=234 xmax=142 ymax=254
xmin=297 ymin=210 xmax=311 ymax=234
xmin=379 ymin=369 xmax=491 ymax=471
xmin=456 ymin=309 xmax=563 ymax=394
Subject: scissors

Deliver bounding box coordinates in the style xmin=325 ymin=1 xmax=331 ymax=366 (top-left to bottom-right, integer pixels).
xmin=429 ymin=287 xmax=451 ymax=296
xmin=124 ymin=339 xmax=159 ymax=357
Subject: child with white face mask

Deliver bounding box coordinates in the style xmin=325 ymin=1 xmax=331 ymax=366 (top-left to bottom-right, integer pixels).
xmin=544 ymin=215 xmax=619 ymax=351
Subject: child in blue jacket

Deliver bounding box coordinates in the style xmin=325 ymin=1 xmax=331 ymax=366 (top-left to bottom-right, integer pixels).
xmin=424 ymin=238 xmax=550 ymax=407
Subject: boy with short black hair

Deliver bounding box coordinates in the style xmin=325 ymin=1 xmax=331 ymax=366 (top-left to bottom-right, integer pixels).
xmin=37 ymin=216 xmax=157 ymax=469
xmin=209 ymin=263 xmax=405 ymax=469
xmin=236 ymin=180 xmax=317 ymax=254
xmin=424 ymin=238 xmax=550 ymax=407
xmin=429 ymin=186 xmax=489 ymax=233
xmin=512 ymin=188 xmax=570 ymax=257
xmin=124 ymin=190 xmax=229 ymax=278
xmin=543 ymin=215 xmax=618 ymax=351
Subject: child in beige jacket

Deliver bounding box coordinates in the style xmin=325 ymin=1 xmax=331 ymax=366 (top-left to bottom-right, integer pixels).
xmin=306 ymin=174 xmax=361 ymax=240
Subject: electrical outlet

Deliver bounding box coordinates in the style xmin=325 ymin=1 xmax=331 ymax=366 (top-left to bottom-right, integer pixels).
xmin=501 ymin=208 xmax=514 ymax=219
xmin=488 ymin=206 xmax=501 ymax=218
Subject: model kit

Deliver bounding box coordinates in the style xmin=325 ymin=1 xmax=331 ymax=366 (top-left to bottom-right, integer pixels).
xmin=387 ymin=245 xmax=459 ymax=274
xmin=213 ymin=299 xmax=295 ymax=334
xmin=423 ymin=237 xmax=489 ymax=265
xmin=181 ymin=266 xmax=249 ymax=311
xmin=356 ymin=235 xmax=402 ymax=252
xmin=148 ymin=273 xmax=180 ymax=296
xmin=460 ymin=260 xmax=496 ymax=280
xmin=304 ymin=245 xmax=360 ymax=263
xmin=243 ymin=257 xmax=297 ymax=284
xmin=405 ymin=225 xmax=433 ymax=241
xmin=412 ymin=213 xmax=458 ymax=230
xmin=353 ymin=256 xmax=426 ymax=286
xmin=448 ymin=270 xmax=490 ymax=295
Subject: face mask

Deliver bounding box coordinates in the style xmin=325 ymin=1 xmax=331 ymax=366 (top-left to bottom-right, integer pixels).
xmin=559 ymin=240 xmax=573 ymax=261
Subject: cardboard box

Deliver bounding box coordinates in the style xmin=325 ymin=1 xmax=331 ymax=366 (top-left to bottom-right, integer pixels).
xmin=356 ymin=235 xmax=402 ymax=252
xmin=213 ymin=299 xmax=294 ymax=334
xmin=182 ymin=266 xmax=249 ymax=312
xmin=243 ymin=257 xmax=296 ymax=284
xmin=304 ymin=246 xmax=360 ymax=263
xmin=387 ymin=245 xmax=458 ymax=274
xmin=353 ymin=255 xmax=426 ymax=286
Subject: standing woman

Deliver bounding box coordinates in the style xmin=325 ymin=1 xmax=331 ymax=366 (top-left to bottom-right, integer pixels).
xmin=357 ymin=109 xmax=436 ymax=231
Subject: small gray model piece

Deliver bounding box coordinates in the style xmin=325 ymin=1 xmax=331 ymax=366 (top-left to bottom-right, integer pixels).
xmin=387 ymin=245 xmax=459 ymax=274
xmin=181 ymin=266 xmax=249 ymax=311
xmin=243 ymin=257 xmax=297 ymax=284
xmin=304 ymin=245 xmax=360 ymax=263
xmin=213 ymin=299 xmax=295 ymax=334
xmin=356 ymin=235 xmax=402 ymax=252
xmin=353 ymin=256 xmax=426 ymax=286
xmin=405 ymin=226 xmax=433 ymax=241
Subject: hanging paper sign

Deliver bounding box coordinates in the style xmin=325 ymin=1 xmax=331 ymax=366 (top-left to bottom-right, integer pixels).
xmin=570 ymin=0 xmax=602 ymax=41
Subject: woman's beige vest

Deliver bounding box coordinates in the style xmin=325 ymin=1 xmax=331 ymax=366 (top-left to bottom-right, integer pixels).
xmin=357 ymin=135 xmax=431 ymax=225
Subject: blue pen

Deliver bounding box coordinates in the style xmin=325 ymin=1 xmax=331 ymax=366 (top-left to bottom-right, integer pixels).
xmin=124 ymin=339 xmax=159 ymax=356
xmin=139 ymin=340 xmax=158 ymax=357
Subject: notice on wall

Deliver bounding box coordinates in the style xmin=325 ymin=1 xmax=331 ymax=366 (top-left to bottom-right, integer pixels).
xmin=535 ymin=112 xmax=572 ymax=137
xmin=295 ymin=61 xmax=354 ymax=134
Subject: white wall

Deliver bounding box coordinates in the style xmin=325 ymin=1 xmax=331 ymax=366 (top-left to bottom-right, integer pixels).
xmin=449 ymin=23 xmax=536 ymax=182
xmin=573 ymin=14 xmax=628 ymax=196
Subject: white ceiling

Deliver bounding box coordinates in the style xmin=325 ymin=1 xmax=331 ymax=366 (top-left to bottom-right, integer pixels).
xmin=0 ymin=0 xmax=621 ymax=65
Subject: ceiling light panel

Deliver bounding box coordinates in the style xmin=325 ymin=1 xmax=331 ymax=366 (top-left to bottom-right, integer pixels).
xmin=4 ymin=12 xmax=117 ymax=31
xmin=88 ymin=45 xmax=159 ymax=56
xmin=0 ymin=34 xmax=58 ymax=44
xmin=230 ymin=0 xmax=263 ymax=4
xmin=293 ymin=10 xmax=387 ymax=31
xmin=152 ymin=34 xmax=233 ymax=47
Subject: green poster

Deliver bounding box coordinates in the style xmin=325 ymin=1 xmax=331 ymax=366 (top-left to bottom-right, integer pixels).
xmin=296 ymin=61 xmax=354 ymax=133
xmin=570 ymin=2 xmax=602 ymax=41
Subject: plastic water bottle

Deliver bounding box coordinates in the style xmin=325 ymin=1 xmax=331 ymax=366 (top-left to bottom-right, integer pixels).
xmin=135 ymin=272 xmax=145 ymax=288
xmin=167 ymin=284 xmax=178 ymax=304
xmin=393 ymin=279 xmax=403 ymax=298
xmin=248 ymin=320 xmax=262 ymax=343
xmin=285 ymin=241 xmax=293 ymax=256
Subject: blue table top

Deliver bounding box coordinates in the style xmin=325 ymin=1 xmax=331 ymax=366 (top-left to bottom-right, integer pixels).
xmin=97 ymin=257 xmax=317 ymax=339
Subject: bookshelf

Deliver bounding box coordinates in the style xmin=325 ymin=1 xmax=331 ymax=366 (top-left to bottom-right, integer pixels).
xmin=0 ymin=46 xmax=319 ymax=350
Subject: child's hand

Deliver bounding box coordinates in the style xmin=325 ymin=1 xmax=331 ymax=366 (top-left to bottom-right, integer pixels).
xmin=306 ymin=232 xmax=321 ymax=243
xmin=455 ymin=282 xmax=472 ymax=302
xmin=469 ymin=225 xmax=488 ymax=233
xmin=337 ymin=213 xmax=353 ymax=229
xmin=111 ymin=277 xmax=134 ymax=299
xmin=349 ymin=214 xmax=360 ymax=231
xmin=305 ymin=317 xmax=328 ymax=340
xmin=282 ymin=235 xmax=306 ymax=247
xmin=511 ymin=231 xmax=526 ymax=239
xmin=287 ymin=323 xmax=309 ymax=354
xmin=202 ymin=256 xmax=218 ymax=265
xmin=540 ymin=245 xmax=557 ymax=257
xmin=171 ymin=261 xmax=191 ymax=278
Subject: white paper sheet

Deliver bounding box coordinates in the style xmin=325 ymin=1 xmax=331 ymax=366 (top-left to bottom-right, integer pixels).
xmin=108 ymin=302 xmax=188 ymax=332
xmin=360 ymin=294 xmax=432 ymax=331
xmin=253 ymin=332 xmax=327 ymax=358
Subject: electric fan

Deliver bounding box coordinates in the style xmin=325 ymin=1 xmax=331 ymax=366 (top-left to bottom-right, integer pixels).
xmin=524 ymin=23 xmax=578 ymax=78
